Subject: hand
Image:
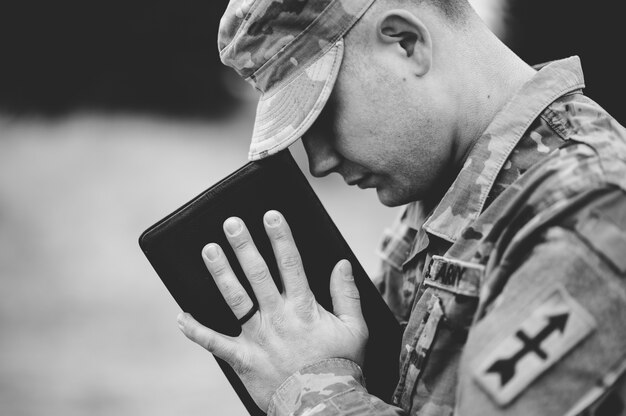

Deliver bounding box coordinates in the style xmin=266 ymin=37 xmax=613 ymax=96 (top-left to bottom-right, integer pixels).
xmin=177 ymin=210 xmax=369 ymax=411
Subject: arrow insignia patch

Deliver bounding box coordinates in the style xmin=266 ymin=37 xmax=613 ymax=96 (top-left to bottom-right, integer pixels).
xmin=473 ymin=286 xmax=596 ymax=406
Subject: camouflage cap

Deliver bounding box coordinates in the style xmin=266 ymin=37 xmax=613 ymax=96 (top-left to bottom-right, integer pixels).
xmin=219 ymin=0 xmax=376 ymax=160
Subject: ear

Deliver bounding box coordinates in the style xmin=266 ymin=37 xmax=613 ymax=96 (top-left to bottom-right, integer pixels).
xmin=376 ymin=9 xmax=432 ymax=76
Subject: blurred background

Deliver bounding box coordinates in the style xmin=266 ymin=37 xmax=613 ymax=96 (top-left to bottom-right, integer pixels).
xmin=0 ymin=1 xmax=623 ymax=415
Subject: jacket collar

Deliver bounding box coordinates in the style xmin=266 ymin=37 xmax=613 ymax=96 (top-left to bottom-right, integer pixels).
xmin=420 ymin=56 xmax=585 ymax=242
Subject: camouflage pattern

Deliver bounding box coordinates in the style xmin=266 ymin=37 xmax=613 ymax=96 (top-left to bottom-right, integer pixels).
xmin=267 ymin=56 xmax=626 ymax=415
xmin=268 ymin=358 xmax=402 ymax=416
xmin=218 ymin=0 xmax=376 ymax=160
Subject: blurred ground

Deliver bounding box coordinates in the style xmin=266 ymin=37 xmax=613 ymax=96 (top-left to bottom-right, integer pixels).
xmin=0 ymin=109 xmax=399 ymax=415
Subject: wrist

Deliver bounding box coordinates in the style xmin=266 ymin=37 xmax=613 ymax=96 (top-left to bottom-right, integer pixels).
xmin=268 ymin=358 xmax=366 ymax=416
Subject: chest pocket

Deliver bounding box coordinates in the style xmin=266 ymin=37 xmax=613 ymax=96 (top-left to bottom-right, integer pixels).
xmin=392 ymin=256 xmax=484 ymax=414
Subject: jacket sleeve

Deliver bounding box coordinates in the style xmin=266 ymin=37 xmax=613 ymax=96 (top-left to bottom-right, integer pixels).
xmin=268 ymin=358 xmax=406 ymax=416
xmin=455 ymin=187 xmax=626 ymax=415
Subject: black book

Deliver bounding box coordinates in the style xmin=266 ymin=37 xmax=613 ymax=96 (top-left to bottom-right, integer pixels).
xmin=139 ymin=150 xmax=401 ymax=415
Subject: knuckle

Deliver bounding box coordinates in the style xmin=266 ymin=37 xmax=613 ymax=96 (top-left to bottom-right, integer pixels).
xmin=225 ymin=288 xmax=248 ymax=309
xmin=263 ymin=314 xmax=288 ymax=342
xmin=279 ymin=253 xmax=301 ymax=270
xmin=343 ymin=287 xmax=361 ymax=301
xmin=293 ymin=296 xmax=317 ymax=322
xmin=248 ymin=265 xmax=270 ymax=284
xmin=272 ymin=228 xmax=289 ymax=242
xmin=210 ymin=261 xmax=229 ymax=277
xmin=202 ymin=335 xmax=215 ymax=352
xmin=233 ymin=238 xmax=250 ymax=251
xmin=269 ymin=312 xmax=286 ymax=331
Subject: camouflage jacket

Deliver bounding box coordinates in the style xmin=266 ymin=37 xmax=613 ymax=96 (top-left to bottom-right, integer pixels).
xmin=268 ymin=57 xmax=626 ymax=416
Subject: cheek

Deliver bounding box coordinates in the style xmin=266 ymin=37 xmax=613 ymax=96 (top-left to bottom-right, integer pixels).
xmin=332 ymin=117 xmax=378 ymax=162
xmin=334 ymin=80 xmax=383 ymax=134
xmin=336 ymin=104 xmax=377 ymax=137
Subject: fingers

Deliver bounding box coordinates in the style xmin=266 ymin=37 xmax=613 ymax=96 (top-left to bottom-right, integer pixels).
xmin=224 ymin=217 xmax=281 ymax=312
xmin=263 ymin=210 xmax=312 ymax=300
xmin=177 ymin=312 xmax=238 ymax=362
xmin=329 ymin=260 xmax=365 ymax=328
xmin=202 ymin=243 xmax=256 ymax=323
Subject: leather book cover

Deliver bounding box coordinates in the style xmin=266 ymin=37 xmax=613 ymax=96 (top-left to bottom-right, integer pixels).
xmin=139 ymin=150 xmax=401 ymax=415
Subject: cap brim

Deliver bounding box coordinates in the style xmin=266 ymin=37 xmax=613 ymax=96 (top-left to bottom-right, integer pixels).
xmin=248 ymin=40 xmax=344 ymax=161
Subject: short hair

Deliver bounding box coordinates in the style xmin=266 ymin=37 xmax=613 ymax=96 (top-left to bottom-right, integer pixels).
xmin=381 ymin=0 xmax=473 ymax=23
xmin=347 ymin=0 xmax=473 ymax=50
xmin=420 ymin=0 xmax=473 ymax=22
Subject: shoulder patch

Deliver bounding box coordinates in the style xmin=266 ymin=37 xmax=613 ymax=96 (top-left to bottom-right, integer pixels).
xmin=472 ymin=286 xmax=596 ymax=406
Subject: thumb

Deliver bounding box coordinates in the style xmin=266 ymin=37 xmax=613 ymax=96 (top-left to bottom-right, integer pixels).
xmin=330 ymin=260 xmax=365 ymax=328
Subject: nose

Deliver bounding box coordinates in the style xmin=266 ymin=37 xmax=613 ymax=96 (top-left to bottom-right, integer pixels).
xmin=302 ymin=133 xmax=342 ymax=178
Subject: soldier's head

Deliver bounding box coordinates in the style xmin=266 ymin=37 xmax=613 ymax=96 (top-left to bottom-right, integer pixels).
xmin=219 ymin=0 xmax=511 ymax=206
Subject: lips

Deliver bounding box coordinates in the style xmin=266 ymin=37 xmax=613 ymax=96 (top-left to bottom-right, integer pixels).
xmin=346 ymin=174 xmax=372 ymax=187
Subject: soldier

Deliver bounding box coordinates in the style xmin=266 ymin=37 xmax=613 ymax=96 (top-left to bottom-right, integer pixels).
xmin=177 ymin=0 xmax=626 ymax=414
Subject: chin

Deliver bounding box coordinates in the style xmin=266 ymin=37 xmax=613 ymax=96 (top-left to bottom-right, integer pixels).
xmin=376 ymin=183 xmax=424 ymax=207
xmin=376 ymin=188 xmax=409 ymax=207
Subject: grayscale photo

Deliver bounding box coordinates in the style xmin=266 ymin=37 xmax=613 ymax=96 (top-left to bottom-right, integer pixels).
xmin=1 ymin=1 xmax=624 ymax=415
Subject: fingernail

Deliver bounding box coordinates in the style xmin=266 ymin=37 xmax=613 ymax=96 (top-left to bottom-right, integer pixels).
xmin=203 ymin=244 xmax=220 ymax=262
xmin=340 ymin=261 xmax=353 ymax=280
xmin=224 ymin=218 xmax=242 ymax=236
xmin=265 ymin=210 xmax=281 ymax=227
